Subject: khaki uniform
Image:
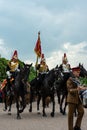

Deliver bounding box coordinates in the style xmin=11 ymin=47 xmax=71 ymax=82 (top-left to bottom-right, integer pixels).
xmin=66 ymin=77 xmax=84 ymax=130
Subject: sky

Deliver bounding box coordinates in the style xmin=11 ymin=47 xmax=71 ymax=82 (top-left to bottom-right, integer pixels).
xmin=0 ymin=0 xmax=87 ymax=69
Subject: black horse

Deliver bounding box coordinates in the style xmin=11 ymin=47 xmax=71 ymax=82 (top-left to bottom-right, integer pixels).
xmin=41 ymin=65 xmax=63 ymax=117
xmin=3 ymin=63 xmax=32 ymax=119
xmin=29 ymin=65 xmax=63 ymax=117
xmin=2 ymin=79 xmax=15 ymax=114
xmin=79 ymin=63 xmax=87 ymax=77
xmin=29 ymin=72 xmax=46 ymax=113
xmin=55 ymin=70 xmax=72 ymax=115
xmin=14 ymin=63 xmax=32 ymax=119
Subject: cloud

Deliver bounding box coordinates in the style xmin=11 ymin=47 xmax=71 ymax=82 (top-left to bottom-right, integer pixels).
xmin=0 ymin=38 xmax=12 ymax=58
xmin=24 ymin=41 xmax=87 ymax=70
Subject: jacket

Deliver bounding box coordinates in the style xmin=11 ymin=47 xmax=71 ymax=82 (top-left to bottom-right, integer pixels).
xmin=66 ymin=77 xmax=82 ymax=104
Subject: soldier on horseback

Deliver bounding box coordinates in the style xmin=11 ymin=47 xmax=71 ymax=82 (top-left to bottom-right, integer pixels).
xmin=36 ymin=53 xmax=49 ymax=76
xmin=59 ymin=53 xmax=71 ymax=81
xmin=6 ymin=50 xmax=20 ymax=95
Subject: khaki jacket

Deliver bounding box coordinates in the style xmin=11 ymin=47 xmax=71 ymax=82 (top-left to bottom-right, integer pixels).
xmin=66 ymin=77 xmax=82 ymax=104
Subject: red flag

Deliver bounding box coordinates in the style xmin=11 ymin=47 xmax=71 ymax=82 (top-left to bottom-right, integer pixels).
xmin=34 ymin=31 xmax=42 ymax=58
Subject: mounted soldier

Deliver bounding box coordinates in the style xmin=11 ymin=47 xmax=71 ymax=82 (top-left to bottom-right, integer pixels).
xmin=36 ymin=53 xmax=49 ymax=76
xmin=6 ymin=50 xmax=20 ymax=95
xmin=59 ymin=53 xmax=71 ymax=82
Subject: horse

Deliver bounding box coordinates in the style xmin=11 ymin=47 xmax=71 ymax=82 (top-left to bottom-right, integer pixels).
xmin=55 ymin=70 xmax=72 ymax=115
xmin=79 ymin=63 xmax=87 ymax=77
xmin=2 ymin=79 xmax=15 ymax=114
xmin=29 ymin=65 xmax=63 ymax=117
xmin=38 ymin=65 xmax=63 ymax=117
xmin=3 ymin=63 xmax=32 ymax=119
xmin=29 ymin=72 xmax=46 ymax=113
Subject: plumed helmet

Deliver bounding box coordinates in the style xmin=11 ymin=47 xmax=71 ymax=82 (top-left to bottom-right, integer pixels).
xmin=11 ymin=50 xmax=18 ymax=60
xmin=41 ymin=53 xmax=46 ymax=63
xmin=62 ymin=53 xmax=68 ymax=63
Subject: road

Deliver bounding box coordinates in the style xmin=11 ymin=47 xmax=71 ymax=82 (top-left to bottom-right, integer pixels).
xmin=0 ymin=98 xmax=87 ymax=130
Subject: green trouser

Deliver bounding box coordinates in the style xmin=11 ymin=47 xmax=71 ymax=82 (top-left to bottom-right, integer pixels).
xmin=68 ymin=103 xmax=84 ymax=130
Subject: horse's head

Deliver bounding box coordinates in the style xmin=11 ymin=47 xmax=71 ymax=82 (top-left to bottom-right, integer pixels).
xmin=53 ymin=65 xmax=64 ymax=81
xmin=79 ymin=63 xmax=87 ymax=77
xmin=22 ymin=63 xmax=32 ymax=81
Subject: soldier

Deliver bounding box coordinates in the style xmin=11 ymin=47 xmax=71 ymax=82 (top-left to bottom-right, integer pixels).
xmin=59 ymin=53 xmax=71 ymax=82
xmin=36 ymin=53 xmax=49 ymax=76
xmin=6 ymin=50 xmax=20 ymax=94
xmin=60 ymin=53 xmax=71 ymax=72
xmin=66 ymin=66 xmax=87 ymax=130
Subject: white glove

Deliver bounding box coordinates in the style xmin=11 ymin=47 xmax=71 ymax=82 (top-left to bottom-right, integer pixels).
xmin=16 ymin=68 xmax=20 ymax=72
xmin=6 ymin=71 xmax=11 ymax=78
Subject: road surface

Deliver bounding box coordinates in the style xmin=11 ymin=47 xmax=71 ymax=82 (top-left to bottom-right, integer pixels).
xmin=0 ymin=98 xmax=87 ymax=130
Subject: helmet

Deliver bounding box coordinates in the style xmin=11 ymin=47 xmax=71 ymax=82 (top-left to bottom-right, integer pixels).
xmin=62 ymin=53 xmax=68 ymax=63
xmin=11 ymin=50 xmax=18 ymax=60
xmin=41 ymin=53 xmax=46 ymax=63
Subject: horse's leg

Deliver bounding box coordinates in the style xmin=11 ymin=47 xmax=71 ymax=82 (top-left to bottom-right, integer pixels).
xmin=16 ymin=97 xmax=21 ymax=119
xmin=42 ymin=97 xmax=47 ymax=117
xmin=60 ymin=94 xmax=65 ymax=114
xmin=8 ymin=95 xmax=13 ymax=115
xmin=50 ymin=94 xmax=55 ymax=117
xmin=3 ymin=94 xmax=7 ymax=111
xmin=29 ymin=92 xmax=33 ymax=112
xmin=57 ymin=91 xmax=60 ymax=104
xmin=37 ymin=95 xmax=41 ymax=114
xmin=63 ymin=97 xmax=67 ymax=115
xmin=19 ymin=94 xmax=26 ymax=113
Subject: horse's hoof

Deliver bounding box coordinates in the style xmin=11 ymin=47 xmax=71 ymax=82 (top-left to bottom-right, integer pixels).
xmin=29 ymin=109 xmax=32 ymax=112
xmin=17 ymin=116 xmax=21 ymax=119
xmin=37 ymin=111 xmax=41 ymax=114
xmin=60 ymin=109 xmax=63 ymax=114
xmin=63 ymin=112 xmax=66 ymax=115
xmin=19 ymin=109 xmax=23 ymax=113
xmin=43 ymin=114 xmax=47 ymax=117
xmin=51 ymin=112 xmax=54 ymax=117
xmin=8 ymin=112 xmax=11 ymax=115
xmin=3 ymin=108 xmax=7 ymax=111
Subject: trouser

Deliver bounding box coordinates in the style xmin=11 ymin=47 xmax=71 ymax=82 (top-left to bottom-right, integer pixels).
xmin=68 ymin=103 xmax=84 ymax=130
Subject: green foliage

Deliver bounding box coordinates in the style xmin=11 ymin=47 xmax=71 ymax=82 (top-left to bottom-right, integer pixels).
xmin=29 ymin=66 xmax=37 ymax=81
xmin=80 ymin=77 xmax=87 ymax=86
xmin=0 ymin=58 xmax=8 ymax=81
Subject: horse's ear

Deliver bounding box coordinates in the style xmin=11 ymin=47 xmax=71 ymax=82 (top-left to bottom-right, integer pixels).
xmin=23 ymin=62 xmax=25 ymax=66
xmin=79 ymin=63 xmax=81 ymax=66
xmin=30 ymin=63 xmax=33 ymax=66
xmin=55 ymin=65 xmax=58 ymax=69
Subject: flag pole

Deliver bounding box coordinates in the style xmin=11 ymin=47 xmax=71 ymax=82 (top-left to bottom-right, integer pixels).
xmin=34 ymin=31 xmax=42 ymax=77
xmin=35 ymin=55 xmax=39 ymax=77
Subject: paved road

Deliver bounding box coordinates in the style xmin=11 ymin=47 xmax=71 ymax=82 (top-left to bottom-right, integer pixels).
xmin=0 ymin=98 xmax=87 ymax=130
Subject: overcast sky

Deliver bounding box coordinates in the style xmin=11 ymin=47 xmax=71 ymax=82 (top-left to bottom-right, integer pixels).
xmin=0 ymin=0 xmax=87 ymax=69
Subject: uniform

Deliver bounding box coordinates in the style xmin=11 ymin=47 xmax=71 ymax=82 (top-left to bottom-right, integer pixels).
xmin=66 ymin=67 xmax=84 ymax=130
xmin=6 ymin=50 xmax=20 ymax=94
xmin=36 ymin=53 xmax=49 ymax=75
xmin=59 ymin=53 xmax=71 ymax=82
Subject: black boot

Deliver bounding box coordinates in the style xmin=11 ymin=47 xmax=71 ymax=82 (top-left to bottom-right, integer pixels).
xmin=74 ymin=126 xmax=81 ymax=130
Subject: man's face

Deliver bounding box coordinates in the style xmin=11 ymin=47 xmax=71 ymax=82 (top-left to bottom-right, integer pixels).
xmin=73 ymin=70 xmax=80 ymax=77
